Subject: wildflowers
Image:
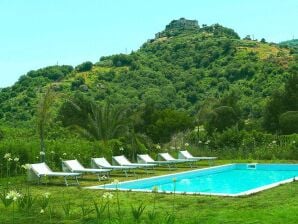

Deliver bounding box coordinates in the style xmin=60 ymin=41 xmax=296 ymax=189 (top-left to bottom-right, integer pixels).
xmin=4 ymin=153 xmax=13 ymax=177
xmin=199 ymin=125 xmax=205 ymax=132
xmin=40 ymin=151 xmax=45 ymax=156
xmin=4 ymin=153 xmax=11 ymax=159
xmin=184 ymin=142 xmax=189 ymax=147
xmin=44 ymin=192 xmax=51 ymax=199
xmin=194 ymin=126 xmax=199 ymax=133
xmin=112 ymin=179 xmax=119 ymax=185
xmin=102 ymin=192 xmax=114 ymax=200
xmin=21 ymin=164 xmax=31 ymax=170
xmin=103 ymin=192 xmax=114 ymax=222
xmin=39 ymin=191 xmax=51 ymax=216
xmin=5 ymin=190 xmax=22 ymax=224
xmin=119 ymin=147 xmax=124 ymax=151
xmin=244 ymin=119 xmax=250 ymax=125
xmin=6 ymin=190 xmax=22 ymax=201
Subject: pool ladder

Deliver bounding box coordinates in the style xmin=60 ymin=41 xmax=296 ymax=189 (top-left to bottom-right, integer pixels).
xmin=247 ymin=163 xmax=257 ymax=169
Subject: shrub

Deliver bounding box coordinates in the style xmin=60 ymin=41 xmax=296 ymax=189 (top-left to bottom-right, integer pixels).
xmin=75 ymin=61 xmax=93 ymax=72
xmin=111 ymin=54 xmax=132 ymax=67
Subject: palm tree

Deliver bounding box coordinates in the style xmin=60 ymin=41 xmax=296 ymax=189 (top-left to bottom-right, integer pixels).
xmin=36 ymin=86 xmax=56 ymax=162
xmin=65 ymin=99 xmax=129 ymax=143
xmin=84 ymin=102 xmax=129 ymax=142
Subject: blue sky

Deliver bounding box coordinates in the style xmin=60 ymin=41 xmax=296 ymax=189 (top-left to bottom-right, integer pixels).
xmin=0 ymin=0 xmax=297 ymax=87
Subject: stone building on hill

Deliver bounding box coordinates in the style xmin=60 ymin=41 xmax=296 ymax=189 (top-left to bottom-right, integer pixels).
xmin=166 ymin=18 xmax=198 ymax=30
xmin=155 ymin=18 xmax=199 ymax=39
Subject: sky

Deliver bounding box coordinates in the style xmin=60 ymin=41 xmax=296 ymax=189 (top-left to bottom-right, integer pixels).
xmin=0 ymin=0 xmax=297 ymax=87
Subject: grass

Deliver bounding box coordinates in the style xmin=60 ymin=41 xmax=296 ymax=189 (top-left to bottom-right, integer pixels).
xmin=0 ymin=160 xmax=297 ymax=224
xmin=236 ymin=40 xmax=292 ymax=61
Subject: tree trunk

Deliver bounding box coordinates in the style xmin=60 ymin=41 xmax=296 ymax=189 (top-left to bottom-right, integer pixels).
xmin=40 ymin=125 xmax=46 ymax=162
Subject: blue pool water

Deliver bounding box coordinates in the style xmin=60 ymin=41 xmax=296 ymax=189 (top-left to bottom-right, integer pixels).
xmin=89 ymin=164 xmax=298 ymax=196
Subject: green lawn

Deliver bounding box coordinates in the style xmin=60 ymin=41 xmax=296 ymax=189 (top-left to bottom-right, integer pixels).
xmin=1 ymin=160 xmax=297 ymax=224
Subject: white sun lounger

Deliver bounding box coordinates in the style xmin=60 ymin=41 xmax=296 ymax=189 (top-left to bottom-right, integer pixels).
xmin=91 ymin=157 xmax=137 ymax=177
xmin=112 ymin=155 xmax=156 ymax=169
xmin=158 ymin=152 xmax=196 ymax=167
xmin=62 ymin=159 xmax=111 ymax=181
xmin=137 ymin=154 xmax=177 ymax=169
xmin=29 ymin=162 xmax=81 ymax=186
xmin=178 ymin=150 xmax=217 ymax=161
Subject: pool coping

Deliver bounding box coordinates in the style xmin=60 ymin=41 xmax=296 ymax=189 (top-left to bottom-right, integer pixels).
xmin=85 ymin=163 xmax=298 ymax=197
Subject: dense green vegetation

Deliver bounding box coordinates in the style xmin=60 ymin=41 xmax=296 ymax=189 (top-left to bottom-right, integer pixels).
xmin=1 ymin=20 xmax=297 ymax=130
xmin=0 ymin=18 xmax=297 ymax=224
xmin=0 ymin=19 xmax=297 ymax=167
xmin=280 ymin=39 xmax=298 ymax=46
xmin=280 ymin=39 xmax=298 ymax=54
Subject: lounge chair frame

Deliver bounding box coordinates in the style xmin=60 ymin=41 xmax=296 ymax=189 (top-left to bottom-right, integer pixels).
xmin=29 ymin=163 xmax=80 ymax=186
xmin=178 ymin=150 xmax=217 ymax=165
xmin=137 ymin=154 xmax=177 ymax=170
xmin=112 ymin=155 xmax=155 ymax=174
xmin=158 ymin=152 xmax=196 ymax=168
xmin=62 ymin=159 xmax=111 ymax=181
xmin=91 ymin=157 xmax=136 ymax=177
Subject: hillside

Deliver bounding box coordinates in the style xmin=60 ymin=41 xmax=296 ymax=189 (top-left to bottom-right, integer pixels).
xmin=0 ymin=18 xmax=297 ymax=131
xmin=280 ymin=39 xmax=298 ymax=47
xmin=279 ymin=39 xmax=298 ymax=55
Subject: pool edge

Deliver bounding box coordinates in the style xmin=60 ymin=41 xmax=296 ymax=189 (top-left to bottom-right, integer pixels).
xmin=84 ymin=163 xmax=298 ymax=197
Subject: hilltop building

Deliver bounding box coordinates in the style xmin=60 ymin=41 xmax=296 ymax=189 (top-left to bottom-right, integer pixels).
xmin=155 ymin=18 xmax=199 ymax=39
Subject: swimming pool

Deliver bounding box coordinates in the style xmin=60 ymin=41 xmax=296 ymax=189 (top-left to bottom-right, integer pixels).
xmin=87 ymin=164 xmax=298 ymax=196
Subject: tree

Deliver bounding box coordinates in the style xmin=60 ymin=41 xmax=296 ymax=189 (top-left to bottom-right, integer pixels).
xmin=75 ymin=61 xmax=93 ymax=72
xmin=143 ymin=108 xmax=193 ymax=143
xmin=206 ymin=106 xmax=238 ymax=133
xmin=279 ymin=111 xmax=298 ymax=134
xmin=243 ymin=35 xmax=252 ymax=40
xmin=283 ymin=74 xmax=298 ymax=111
xmin=263 ymin=90 xmax=285 ymax=132
xmin=36 ymin=86 xmax=57 ymax=162
xmin=111 ymin=54 xmax=132 ymax=67
xmin=59 ymin=97 xmax=129 ymax=143
xmin=83 ymin=102 xmax=129 ymax=142
xmin=198 ymin=91 xmax=241 ymax=133
xmin=58 ymin=93 xmax=92 ymax=128
xmin=196 ymin=97 xmax=219 ymax=124
xmin=263 ymin=74 xmax=298 ymax=132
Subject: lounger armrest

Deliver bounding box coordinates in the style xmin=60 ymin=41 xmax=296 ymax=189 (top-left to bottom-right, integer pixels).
xmin=136 ymin=163 xmax=156 ymax=167
xmin=193 ymin=157 xmax=217 ymax=160
xmin=41 ymin=172 xmax=81 ymax=177
xmin=72 ymin=168 xmax=111 ymax=173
